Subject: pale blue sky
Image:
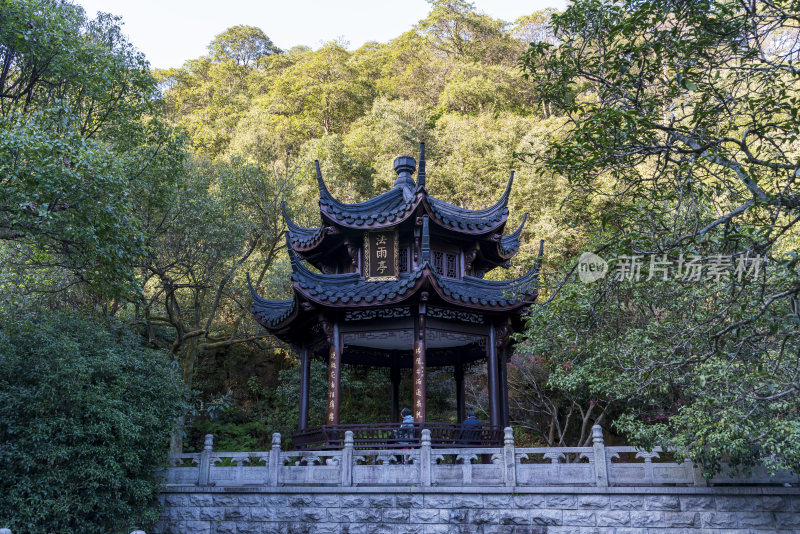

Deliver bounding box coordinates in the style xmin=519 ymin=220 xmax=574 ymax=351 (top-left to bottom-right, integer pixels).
xmin=74 ymin=0 xmax=566 ymax=69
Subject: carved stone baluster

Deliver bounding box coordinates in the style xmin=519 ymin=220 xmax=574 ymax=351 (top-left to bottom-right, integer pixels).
xmin=341 ymin=430 xmax=353 ymax=487
xmin=592 ymin=425 xmax=609 ymax=487
xmin=197 ymin=434 xmax=213 ymax=487
xmin=420 ymin=429 xmax=432 ymax=487
xmin=269 ymin=433 xmax=281 ymax=487
xmin=503 ymin=427 xmax=516 ymax=487
xmin=691 ymin=458 xmax=708 ymax=487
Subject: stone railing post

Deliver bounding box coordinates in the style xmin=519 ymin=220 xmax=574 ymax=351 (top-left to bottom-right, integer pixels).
xmin=420 ymin=428 xmax=432 ymax=487
xmin=1 ymin=528 xmax=12 ymax=534
xmin=341 ymin=430 xmax=354 ymax=486
xmin=269 ymin=433 xmax=281 ymax=487
xmin=503 ymin=427 xmax=516 ymax=486
xmin=592 ymin=425 xmax=608 ymax=487
xmin=691 ymin=460 xmax=708 ymax=487
xmin=197 ymin=434 xmax=213 ymax=486
xmin=131 ymin=531 xmax=146 ymax=534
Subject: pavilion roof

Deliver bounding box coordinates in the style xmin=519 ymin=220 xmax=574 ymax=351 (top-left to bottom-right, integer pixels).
xmin=314 ymin=162 xmax=513 ymax=235
xmin=286 ymin=147 xmax=527 ymax=264
xmin=250 ymin=224 xmax=540 ymax=335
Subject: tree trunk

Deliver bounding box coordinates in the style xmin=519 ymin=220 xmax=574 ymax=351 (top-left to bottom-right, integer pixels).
xmin=169 ymin=415 xmax=185 ymax=454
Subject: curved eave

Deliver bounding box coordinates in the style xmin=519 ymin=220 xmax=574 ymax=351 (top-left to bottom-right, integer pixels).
xmin=283 ymin=202 xmax=326 ymax=251
xmin=497 ymin=212 xmax=528 ymax=260
xmin=248 ymin=274 xmax=298 ymax=331
xmin=289 ymin=240 xmax=539 ymax=312
xmin=422 ymin=173 xmax=514 ymax=235
xmin=428 ymin=266 xmax=539 ymax=312
xmin=314 ymin=163 xmax=517 ymax=236
xmin=318 ymin=190 xmax=418 ymax=229
xmin=316 ymin=161 xmax=418 ymax=229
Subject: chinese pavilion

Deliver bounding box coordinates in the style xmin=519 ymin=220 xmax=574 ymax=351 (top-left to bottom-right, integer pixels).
xmin=249 ymin=144 xmax=541 ymax=443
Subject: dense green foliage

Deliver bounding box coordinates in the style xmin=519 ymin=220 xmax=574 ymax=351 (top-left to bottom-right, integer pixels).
xmin=520 ymin=0 xmax=800 ymax=472
xmin=0 ymin=1 xmax=187 ymax=529
xmin=150 ymin=0 xmax=579 ymax=451
xmin=0 ymin=311 xmax=184 ymax=533
xmin=0 ymin=0 xmax=184 ymax=299
xmin=3 ymin=0 xmax=799 ymax=504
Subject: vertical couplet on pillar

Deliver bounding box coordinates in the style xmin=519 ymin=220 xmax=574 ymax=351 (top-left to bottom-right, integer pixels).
xmin=325 ymin=322 xmax=341 ymax=425
xmin=413 ymin=294 xmax=428 ymax=423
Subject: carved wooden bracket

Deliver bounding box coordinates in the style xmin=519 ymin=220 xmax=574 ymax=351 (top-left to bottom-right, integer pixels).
xmin=343 ymin=238 xmax=359 ymax=268
xmin=324 ymin=226 xmax=340 ymax=235
xmin=464 ymin=248 xmax=478 ymax=273
xmin=494 ymin=322 xmax=512 ymax=348
xmin=319 ymin=317 xmax=335 ymax=344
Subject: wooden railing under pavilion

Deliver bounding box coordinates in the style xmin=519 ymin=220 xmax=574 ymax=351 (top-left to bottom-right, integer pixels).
xmin=292 ymin=422 xmax=503 ymax=450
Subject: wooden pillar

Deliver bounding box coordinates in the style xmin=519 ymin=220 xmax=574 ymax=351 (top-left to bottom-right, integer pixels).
xmin=391 ymin=364 xmax=401 ymax=423
xmin=500 ymin=345 xmax=509 ymax=428
xmin=413 ymin=296 xmax=428 ymax=423
xmin=298 ymin=344 xmax=311 ymax=431
xmin=455 ymin=359 xmax=465 ymax=423
xmin=487 ymin=324 xmax=501 ymax=427
xmin=325 ymin=322 xmax=342 ymax=425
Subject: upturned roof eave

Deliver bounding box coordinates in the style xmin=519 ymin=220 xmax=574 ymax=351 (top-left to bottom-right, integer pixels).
xmin=291 ymin=262 xmax=539 ymax=313
xmin=310 ymin=161 xmax=518 ymax=237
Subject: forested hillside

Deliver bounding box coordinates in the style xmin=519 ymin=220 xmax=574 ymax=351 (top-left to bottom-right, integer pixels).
xmin=2 ymin=5 xmax=799 ymax=519
xmin=147 ymin=1 xmax=587 ymax=451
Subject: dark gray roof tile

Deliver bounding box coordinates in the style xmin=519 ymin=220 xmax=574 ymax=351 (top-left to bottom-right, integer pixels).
xmin=248 ymin=274 xmax=295 ymax=328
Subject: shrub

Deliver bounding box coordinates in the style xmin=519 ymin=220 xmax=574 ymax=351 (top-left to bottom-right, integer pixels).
xmin=0 ymin=311 xmax=184 ymax=533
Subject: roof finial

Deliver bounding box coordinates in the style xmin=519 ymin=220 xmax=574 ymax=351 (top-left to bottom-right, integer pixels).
xmin=417 ymin=142 xmax=426 ymax=188
xmin=393 ymin=156 xmax=416 ymax=190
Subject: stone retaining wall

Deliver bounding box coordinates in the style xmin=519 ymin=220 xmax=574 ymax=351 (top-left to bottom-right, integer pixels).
xmin=155 ymin=486 xmax=800 ymax=534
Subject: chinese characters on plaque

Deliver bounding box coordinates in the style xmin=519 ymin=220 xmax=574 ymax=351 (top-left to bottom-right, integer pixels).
xmin=364 ymin=229 xmax=399 ymax=281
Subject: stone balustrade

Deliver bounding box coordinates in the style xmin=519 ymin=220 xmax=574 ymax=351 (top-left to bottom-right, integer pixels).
xmin=0 ymin=531 xmax=145 ymax=534
xmin=164 ymin=425 xmax=798 ymax=489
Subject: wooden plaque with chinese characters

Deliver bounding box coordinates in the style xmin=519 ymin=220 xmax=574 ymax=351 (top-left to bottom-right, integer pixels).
xmin=364 ymin=229 xmax=399 ymax=281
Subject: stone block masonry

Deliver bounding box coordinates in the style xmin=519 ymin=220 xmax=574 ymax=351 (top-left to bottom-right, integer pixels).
xmin=154 ymin=486 xmax=800 ymax=534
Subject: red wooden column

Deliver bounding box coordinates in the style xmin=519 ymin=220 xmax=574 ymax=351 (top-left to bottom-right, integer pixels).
xmin=413 ymin=296 xmax=428 ymax=423
xmin=325 ymin=322 xmax=342 ymax=425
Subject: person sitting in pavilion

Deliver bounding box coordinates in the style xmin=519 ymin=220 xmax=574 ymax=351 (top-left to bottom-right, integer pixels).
xmin=461 ymin=409 xmax=482 ymax=445
xmin=397 ymin=407 xmax=415 ymax=444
